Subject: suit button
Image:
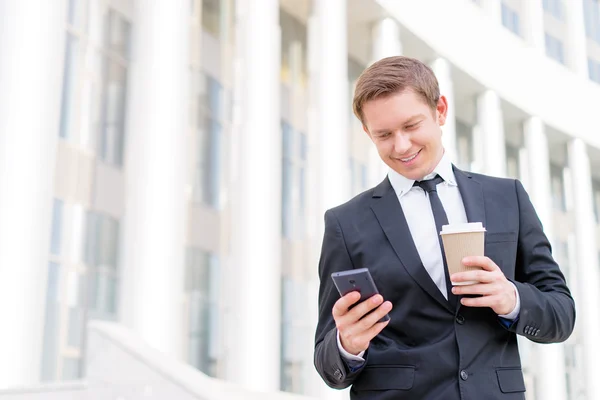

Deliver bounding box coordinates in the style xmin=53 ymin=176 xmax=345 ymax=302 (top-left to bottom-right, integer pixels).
xmin=460 ymin=370 xmax=468 ymax=381
xmin=334 ymin=369 xmax=343 ymax=380
xmin=456 ymin=314 xmax=465 ymax=325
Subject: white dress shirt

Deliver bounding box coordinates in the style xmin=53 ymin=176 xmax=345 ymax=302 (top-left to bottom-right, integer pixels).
xmin=338 ymin=152 xmax=520 ymax=362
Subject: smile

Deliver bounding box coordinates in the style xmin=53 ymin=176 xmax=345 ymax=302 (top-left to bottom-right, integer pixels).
xmin=400 ymin=150 xmax=421 ymax=162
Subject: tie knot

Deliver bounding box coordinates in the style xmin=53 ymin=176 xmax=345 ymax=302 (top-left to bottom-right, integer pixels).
xmin=413 ymin=174 xmax=444 ymax=193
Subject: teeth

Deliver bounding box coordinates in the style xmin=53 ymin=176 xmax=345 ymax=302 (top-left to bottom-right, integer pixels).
xmin=401 ymin=152 xmax=419 ymax=162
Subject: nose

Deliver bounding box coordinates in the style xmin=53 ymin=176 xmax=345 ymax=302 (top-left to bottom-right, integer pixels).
xmin=393 ymin=132 xmax=412 ymax=155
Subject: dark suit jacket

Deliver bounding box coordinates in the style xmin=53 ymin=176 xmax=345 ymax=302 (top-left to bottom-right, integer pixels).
xmin=314 ymin=167 xmax=575 ymax=400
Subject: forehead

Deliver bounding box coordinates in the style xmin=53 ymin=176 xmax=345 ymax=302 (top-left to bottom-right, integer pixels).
xmin=362 ymin=90 xmax=431 ymax=129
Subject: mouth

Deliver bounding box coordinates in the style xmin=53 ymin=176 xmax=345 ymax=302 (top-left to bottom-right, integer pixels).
xmin=399 ymin=149 xmax=422 ymax=164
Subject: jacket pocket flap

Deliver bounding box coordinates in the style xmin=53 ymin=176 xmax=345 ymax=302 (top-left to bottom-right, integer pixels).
xmin=352 ymin=365 xmax=415 ymax=391
xmin=496 ymin=368 xmax=526 ymax=393
xmin=486 ymin=231 xmax=517 ymax=243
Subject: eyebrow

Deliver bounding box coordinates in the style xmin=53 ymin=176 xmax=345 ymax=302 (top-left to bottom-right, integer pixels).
xmin=372 ymin=114 xmax=426 ymax=135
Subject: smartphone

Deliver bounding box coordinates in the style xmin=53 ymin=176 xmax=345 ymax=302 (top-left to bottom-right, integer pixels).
xmin=331 ymin=268 xmax=390 ymax=322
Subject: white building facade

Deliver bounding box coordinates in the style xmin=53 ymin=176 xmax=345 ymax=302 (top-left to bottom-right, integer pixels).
xmin=0 ymin=0 xmax=600 ymax=399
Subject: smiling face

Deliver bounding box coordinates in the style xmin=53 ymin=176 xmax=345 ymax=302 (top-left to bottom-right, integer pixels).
xmin=362 ymin=89 xmax=448 ymax=181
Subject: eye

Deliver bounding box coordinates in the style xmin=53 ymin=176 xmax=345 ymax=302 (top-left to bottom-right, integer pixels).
xmin=406 ymin=122 xmax=421 ymax=130
xmin=376 ymin=132 xmax=391 ymax=139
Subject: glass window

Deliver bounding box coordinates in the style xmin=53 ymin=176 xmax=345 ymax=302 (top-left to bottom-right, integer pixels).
xmin=50 ymin=199 xmax=64 ymax=256
xmin=545 ymin=33 xmax=565 ymax=65
xmin=282 ymin=122 xmax=294 ymax=238
xmin=543 ymin=0 xmax=564 ymax=20
xmin=193 ymin=74 xmax=223 ymax=209
xmin=280 ymin=277 xmax=309 ymax=393
xmin=98 ymin=10 xmax=131 ymax=167
xmin=84 ymin=212 xmax=120 ymax=316
xmin=41 ymin=262 xmax=62 ymax=381
xmin=589 ymin=58 xmax=600 ymax=84
xmin=59 ymin=34 xmax=79 ymax=139
xmin=584 ymin=0 xmax=600 ymax=43
xmin=550 ymin=165 xmax=566 ymax=212
xmin=299 ymin=132 xmax=307 ymax=217
xmin=281 ymin=10 xmax=308 ymax=85
xmin=505 ymin=144 xmax=521 ymax=180
xmin=61 ymin=357 xmax=81 ymax=380
xmin=592 ymin=181 xmax=600 ymax=224
xmin=455 ymin=120 xmax=474 ymax=171
xmin=501 ymin=3 xmax=520 ymax=36
xmin=202 ymin=0 xmax=220 ymax=37
xmin=186 ymin=249 xmax=220 ymax=376
xmin=349 ymin=157 xmax=368 ymax=195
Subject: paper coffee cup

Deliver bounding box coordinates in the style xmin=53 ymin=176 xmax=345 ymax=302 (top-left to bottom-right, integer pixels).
xmin=440 ymin=222 xmax=486 ymax=286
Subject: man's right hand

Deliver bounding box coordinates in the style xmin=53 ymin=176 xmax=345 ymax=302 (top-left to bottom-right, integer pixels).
xmin=333 ymin=291 xmax=393 ymax=356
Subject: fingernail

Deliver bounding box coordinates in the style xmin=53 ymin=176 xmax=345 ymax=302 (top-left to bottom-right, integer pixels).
xmin=372 ymin=295 xmax=382 ymax=304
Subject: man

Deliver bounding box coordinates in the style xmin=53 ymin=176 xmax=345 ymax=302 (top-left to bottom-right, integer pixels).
xmin=313 ymin=56 xmax=575 ymax=400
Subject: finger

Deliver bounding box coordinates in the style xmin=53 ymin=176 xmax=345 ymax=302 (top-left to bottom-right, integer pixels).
xmin=460 ymin=294 xmax=500 ymax=308
xmin=451 ymin=269 xmax=497 ymax=284
xmin=361 ymin=319 xmax=390 ymax=342
xmin=332 ymin=291 xmax=361 ymax=318
xmin=452 ymin=283 xmax=497 ymax=296
xmin=348 ymin=294 xmax=384 ymax=321
xmin=462 ymin=256 xmax=498 ymax=271
xmin=358 ymin=301 xmax=393 ymax=331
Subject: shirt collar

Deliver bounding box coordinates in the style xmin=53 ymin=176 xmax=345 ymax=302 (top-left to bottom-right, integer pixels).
xmin=387 ymin=151 xmax=457 ymax=198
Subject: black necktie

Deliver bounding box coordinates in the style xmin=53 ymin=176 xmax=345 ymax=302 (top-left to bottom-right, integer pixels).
xmin=413 ymin=175 xmax=457 ymax=307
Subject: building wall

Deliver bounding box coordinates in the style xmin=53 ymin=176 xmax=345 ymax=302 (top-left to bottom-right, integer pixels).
xmin=1 ymin=0 xmax=600 ymax=399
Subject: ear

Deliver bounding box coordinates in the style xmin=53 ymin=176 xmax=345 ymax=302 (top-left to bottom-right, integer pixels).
xmin=363 ymin=124 xmax=371 ymax=138
xmin=436 ymin=95 xmax=449 ymax=126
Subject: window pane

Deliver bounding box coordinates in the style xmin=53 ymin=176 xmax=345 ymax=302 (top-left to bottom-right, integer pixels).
xmin=59 ymin=34 xmax=79 ymax=139
xmin=41 ymin=262 xmax=62 ymax=381
xmin=202 ymin=0 xmax=220 ymax=37
xmin=50 ymin=199 xmax=64 ymax=255
xmin=84 ymin=212 xmax=120 ymax=316
xmin=67 ymin=306 xmax=84 ymax=348
xmin=207 ymin=76 xmax=222 ymax=118
xmin=551 ymin=165 xmax=566 ymax=211
xmin=99 ymin=60 xmax=127 ymax=166
xmin=105 ymin=10 xmax=131 ymax=58
xmin=186 ymin=249 xmax=220 ymax=376
xmin=61 ymin=357 xmax=81 ymax=380
xmin=282 ymin=159 xmax=293 ymax=238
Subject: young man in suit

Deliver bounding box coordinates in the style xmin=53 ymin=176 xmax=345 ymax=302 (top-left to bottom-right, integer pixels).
xmin=313 ymin=56 xmax=575 ymax=400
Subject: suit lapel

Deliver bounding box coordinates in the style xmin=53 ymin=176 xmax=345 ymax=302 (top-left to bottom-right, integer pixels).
xmin=453 ymin=166 xmax=486 ymax=228
xmin=370 ymin=177 xmax=454 ymax=313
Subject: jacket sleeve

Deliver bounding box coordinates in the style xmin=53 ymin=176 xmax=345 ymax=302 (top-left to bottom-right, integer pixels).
xmin=505 ymin=180 xmax=576 ymax=343
xmin=313 ymin=209 xmax=367 ymax=389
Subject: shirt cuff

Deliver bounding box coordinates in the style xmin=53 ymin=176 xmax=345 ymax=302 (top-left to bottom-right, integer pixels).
xmin=336 ymin=330 xmax=365 ymax=362
xmin=498 ymin=281 xmax=521 ymax=320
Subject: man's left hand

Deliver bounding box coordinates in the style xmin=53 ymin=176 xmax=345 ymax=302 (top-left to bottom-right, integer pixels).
xmin=451 ymin=256 xmax=517 ymax=316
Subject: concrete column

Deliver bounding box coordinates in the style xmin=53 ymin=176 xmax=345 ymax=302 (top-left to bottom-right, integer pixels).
xmin=0 ymin=0 xmax=65 ymax=387
xmin=523 ymin=117 xmax=568 ymax=400
xmin=564 ymin=0 xmax=589 ymax=76
xmin=308 ymin=1 xmax=350 ymax=398
xmin=430 ymin=58 xmax=457 ymax=166
xmin=119 ymin=0 xmax=189 ymax=360
xmin=521 ymin=0 xmax=546 ymax=53
xmin=568 ymin=138 xmax=600 ymax=400
xmin=316 ymin=0 xmax=350 ymax=212
xmin=227 ymin=0 xmax=282 ymax=392
xmin=365 ymin=18 xmax=401 ymax=188
xmin=476 ymin=90 xmax=506 ymax=177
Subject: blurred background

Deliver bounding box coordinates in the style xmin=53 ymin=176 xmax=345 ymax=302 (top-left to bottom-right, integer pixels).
xmin=0 ymin=0 xmax=599 ymax=399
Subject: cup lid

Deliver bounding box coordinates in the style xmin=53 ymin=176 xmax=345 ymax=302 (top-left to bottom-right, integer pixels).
xmin=440 ymin=222 xmax=486 ymax=235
